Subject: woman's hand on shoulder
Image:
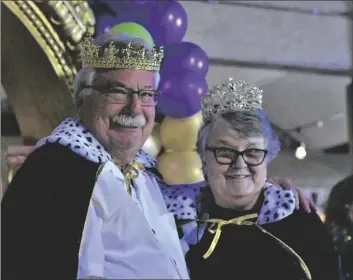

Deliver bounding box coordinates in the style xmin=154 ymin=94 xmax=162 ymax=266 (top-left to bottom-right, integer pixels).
xmin=267 ymin=176 xmax=316 ymax=213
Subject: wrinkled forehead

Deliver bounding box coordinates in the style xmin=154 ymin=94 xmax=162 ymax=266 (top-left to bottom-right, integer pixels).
xmin=93 ymin=69 xmax=156 ymax=90
xmin=207 ymin=120 xmax=265 ymax=148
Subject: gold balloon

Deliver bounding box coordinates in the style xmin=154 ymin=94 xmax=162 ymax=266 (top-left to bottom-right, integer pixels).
xmin=160 ymin=112 xmax=202 ymax=151
xmin=157 ymin=151 xmax=204 ymax=185
xmin=142 ymin=123 xmax=162 ymax=157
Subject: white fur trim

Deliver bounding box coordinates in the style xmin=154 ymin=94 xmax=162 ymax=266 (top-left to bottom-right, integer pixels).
xmin=257 ymin=183 xmax=296 ymax=225
xmin=35 ymin=118 xmax=157 ymax=168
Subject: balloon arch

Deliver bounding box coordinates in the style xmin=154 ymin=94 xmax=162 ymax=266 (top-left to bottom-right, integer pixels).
xmin=90 ymin=0 xmax=209 ymax=186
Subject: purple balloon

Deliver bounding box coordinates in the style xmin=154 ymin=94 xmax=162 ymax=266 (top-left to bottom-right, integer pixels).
xmin=128 ymin=0 xmax=163 ymax=6
xmin=162 ymin=42 xmax=209 ymax=76
xmin=107 ymin=1 xmax=169 ymax=27
xmin=146 ymin=1 xmax=188 ymax=46
xmin=123 ymin=0 xmax=173 ymax=12
xmin=156 ymin=71 xmax=208 ymax=118
xmin=105 ymin=1 xmax=184 ymax=46
xmin=86 ymin=0 xmax=96 ymax=6
xmin=106 ymin=2 xmax=141 ymax=23
xmin=103 ymin=0 xmax=130 ymax=9
xmin=96 ymin=14 xmax=118 ymax=35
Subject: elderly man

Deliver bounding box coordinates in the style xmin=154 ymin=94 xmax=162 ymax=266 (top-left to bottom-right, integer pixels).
xmin=2 ymin=33 xmax=189 ymax=279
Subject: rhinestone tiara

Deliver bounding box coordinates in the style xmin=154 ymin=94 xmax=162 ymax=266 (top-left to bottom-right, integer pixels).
xmin=201 ymin=79 xmax=263 ymax=121
xmin=79 ymin=35 xmax=164 ymax=71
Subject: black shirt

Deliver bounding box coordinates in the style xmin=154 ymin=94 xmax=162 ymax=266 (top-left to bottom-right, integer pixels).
xmin=186 ymin=193 xmax=340 ymax=280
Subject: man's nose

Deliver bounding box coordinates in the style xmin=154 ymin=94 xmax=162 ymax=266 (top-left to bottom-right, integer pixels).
xmin=125 ymin=94 xmax=142 ymax=115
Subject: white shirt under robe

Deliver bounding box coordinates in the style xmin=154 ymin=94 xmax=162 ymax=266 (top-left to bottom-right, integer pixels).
xmin=77 ymin=161 xmax=189 ymax=279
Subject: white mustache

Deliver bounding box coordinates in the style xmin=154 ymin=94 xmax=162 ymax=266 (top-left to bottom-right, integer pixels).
xmin=112 ymin=114 xmax=146 ymax=128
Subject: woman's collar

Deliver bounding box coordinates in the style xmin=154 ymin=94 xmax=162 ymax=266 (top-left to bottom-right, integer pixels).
xmin=257 ymin=183 xmax=296 ymax=225
xmin=162 ymin=182 xmax=296 ymax=225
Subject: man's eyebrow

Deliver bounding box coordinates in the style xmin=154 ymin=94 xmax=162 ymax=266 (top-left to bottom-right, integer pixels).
xmin=93 ymin=77 xmax=154 ymax=90
xmin=108 ymin=84 xmax=155 ymax=90
xmin=105 ymin=81 xmax=128 ymax=88
xmin=92 ymin=75 xmax=126 ymax=88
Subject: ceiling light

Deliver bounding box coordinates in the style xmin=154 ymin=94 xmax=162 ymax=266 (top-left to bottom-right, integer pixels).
xmin=295 ymin=143 xmax=307 ymax=160
xmin=316 ymin=121 xmax=324 ymax=128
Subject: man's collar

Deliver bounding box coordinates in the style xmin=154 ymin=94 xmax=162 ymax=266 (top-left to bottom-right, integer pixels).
xmin=35 ymin=117 xmax=157 ymax=168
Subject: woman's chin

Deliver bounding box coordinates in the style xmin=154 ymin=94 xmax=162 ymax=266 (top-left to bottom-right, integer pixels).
xmin=226 ymin=182 xmax=256 ymax=198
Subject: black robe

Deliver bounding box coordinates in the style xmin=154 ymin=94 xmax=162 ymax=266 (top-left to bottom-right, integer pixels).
xmin=186 ymin=195 xmax=341 ymax=280
xmin=2 ymin=143 xmax=101 ymax=279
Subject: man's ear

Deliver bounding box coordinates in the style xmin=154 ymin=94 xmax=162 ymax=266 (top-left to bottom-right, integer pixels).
xmin=78 ymin=93 xmax=96 ymax=120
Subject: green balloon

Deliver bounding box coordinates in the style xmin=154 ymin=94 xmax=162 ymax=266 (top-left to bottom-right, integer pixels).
xmin=109 ymin=22 xmax=154 ymax=48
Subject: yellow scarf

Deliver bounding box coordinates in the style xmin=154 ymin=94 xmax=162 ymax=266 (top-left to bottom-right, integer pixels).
xmin=201 ymin=213 xmax=258 ymax=259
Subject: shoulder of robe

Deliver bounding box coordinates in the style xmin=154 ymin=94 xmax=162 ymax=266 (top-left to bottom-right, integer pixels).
xmin=2 ymin=142 xmax=101 ymax=207
xmin=1 ymin=143 xmax=103 ymax=279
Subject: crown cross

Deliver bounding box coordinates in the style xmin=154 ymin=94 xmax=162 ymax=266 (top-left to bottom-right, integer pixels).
xmin=138 ymin=47 xmax=147 ymax=60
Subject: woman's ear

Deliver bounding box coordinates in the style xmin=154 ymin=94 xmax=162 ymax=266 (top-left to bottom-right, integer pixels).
xmin=200 ymin=153 xmax=208 ymax=180
xmin=200 ymin=152 xmax=206 ymax=167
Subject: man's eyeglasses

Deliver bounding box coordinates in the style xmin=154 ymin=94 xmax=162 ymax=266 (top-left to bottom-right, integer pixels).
xmin=83 ymin=85 xmax=161 ymax=107
xmin=206 ymin=147 xmax=268 ymax=166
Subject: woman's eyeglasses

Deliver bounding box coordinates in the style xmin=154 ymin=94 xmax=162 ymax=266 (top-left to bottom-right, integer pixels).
xmin=83 ymin=85 xmax=161 ymax=107
xmin=206 ymin=146 xmax=268 ymax=166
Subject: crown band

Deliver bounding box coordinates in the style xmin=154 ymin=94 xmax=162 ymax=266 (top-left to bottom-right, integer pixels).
xmin=79 ymin=36 xmax=164 ymax=71
xmin=201 ymin=79 xmax=263 ymax=121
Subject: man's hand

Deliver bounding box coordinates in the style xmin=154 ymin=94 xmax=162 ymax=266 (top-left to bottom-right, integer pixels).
xmin=6 ymin=146 xmax=35 ymax=183
xmin=267 ymin=177 xmax=316 ymax=213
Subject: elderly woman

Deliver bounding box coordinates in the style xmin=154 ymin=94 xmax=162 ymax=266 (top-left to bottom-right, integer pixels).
xmin=168 ymin=80 xmax=340 ymax=280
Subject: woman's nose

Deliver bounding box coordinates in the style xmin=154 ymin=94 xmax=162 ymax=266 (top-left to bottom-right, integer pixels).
xmin=231 ymin=155 xmax=247 ymax=169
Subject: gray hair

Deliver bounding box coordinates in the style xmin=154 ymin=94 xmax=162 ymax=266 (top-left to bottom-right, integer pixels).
xmin=74 ymin=32 xmax=161 ymax=111
xmin=197 ymin=109 xmax=281 ymax=162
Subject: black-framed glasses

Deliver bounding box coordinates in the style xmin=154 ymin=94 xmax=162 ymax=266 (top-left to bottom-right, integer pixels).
xmin=83 ymin=85 xmax=161 ymax=107
xmin=206 ymin=146 xmax=268 ymax=166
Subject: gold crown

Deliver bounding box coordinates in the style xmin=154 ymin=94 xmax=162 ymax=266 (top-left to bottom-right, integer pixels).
xmin=201 ymin=79 xmax=263 ymax=121
xmin=79 ymin=36 xmax=164 ymax=71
